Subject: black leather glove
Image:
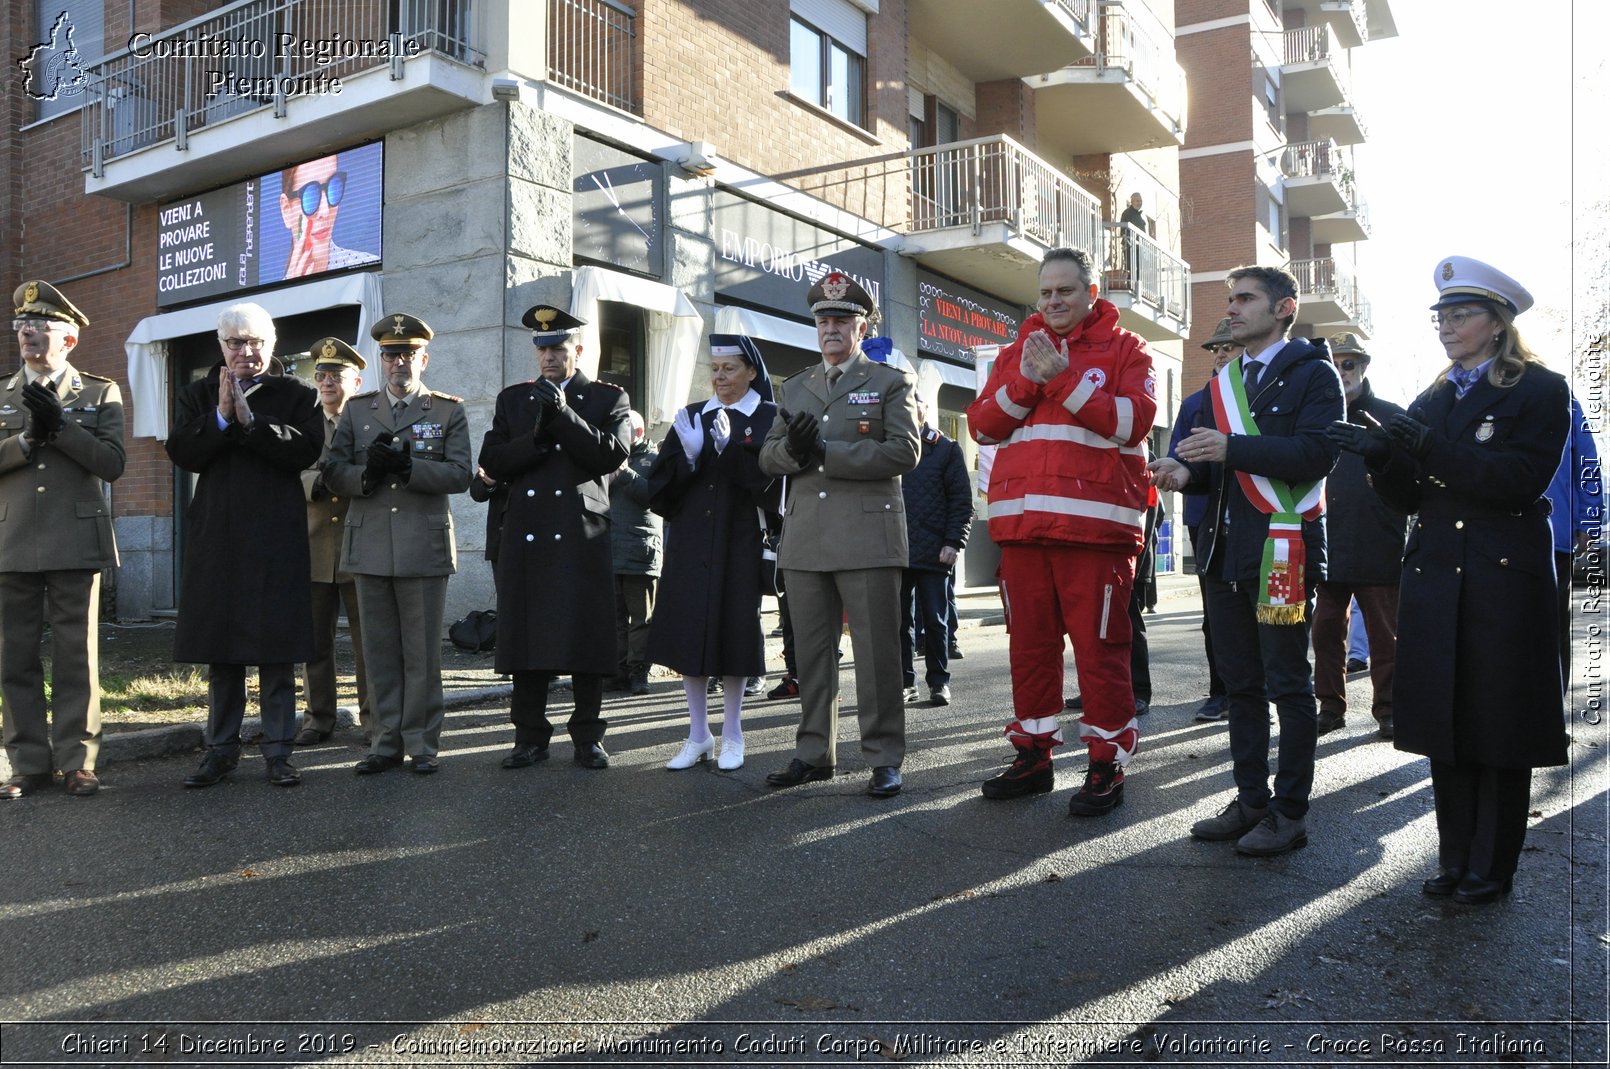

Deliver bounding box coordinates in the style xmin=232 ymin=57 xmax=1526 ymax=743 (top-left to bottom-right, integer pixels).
xmin=784 ymin=409 xmax=822 ymax=464
xmin=532 ymin=378 xmax=564 ymax=428
xmin=1325 ymin=420 xmax=1391 ymax=464
xmin=310 ymin=470 xmax=330 ymax=502
xmin=1387 ymin=413 xmax=1432 ymax=460
xmin=366 ymin=431 xmax=411 ymax=477
xmin=22 ymin=380 xmax=63 ymax=440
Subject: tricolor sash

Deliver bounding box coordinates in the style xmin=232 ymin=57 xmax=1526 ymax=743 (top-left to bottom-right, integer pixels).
xmin=1208 ymin=361 xmax=1325 ymax=624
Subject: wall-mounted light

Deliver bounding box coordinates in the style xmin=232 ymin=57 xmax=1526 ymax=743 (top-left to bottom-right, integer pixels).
xmin=677 ymin=140 xmax=720 ymax=177
xmin=491 ymin=78 xmax=522 ymax=102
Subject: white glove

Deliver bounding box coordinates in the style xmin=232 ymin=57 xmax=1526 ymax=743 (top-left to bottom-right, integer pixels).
xmin=673 ymin=407 xmax=703 ymax=462
xmin=711 ymin=408 xmax=731 ymax=454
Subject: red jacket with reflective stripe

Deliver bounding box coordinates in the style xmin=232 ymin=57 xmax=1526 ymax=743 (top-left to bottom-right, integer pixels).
xmin=966 ymin=300 xmax=1155 ymax=552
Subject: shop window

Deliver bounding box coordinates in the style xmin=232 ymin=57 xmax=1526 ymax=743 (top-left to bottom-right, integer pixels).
xmin=26 ymin=0 xmax=103 ymax=123
xmin=789 ymin=15 xmax=866 ymax=128
xmin=596 ymin=302 xmax=645 ymax=406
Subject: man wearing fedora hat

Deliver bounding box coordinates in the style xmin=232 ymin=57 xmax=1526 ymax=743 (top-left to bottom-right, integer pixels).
xmin=297 ymin=337 xmax=373 ymax=747
xmin=324 ymin=314 xmax=473 ymax=776
xmin=1311 ymin=332 xmax=1407 ymax=741
xmin=759 ymin=271 xmax=919 ymax=798
xmin=0 ymin=281 xmax=124 ymax=799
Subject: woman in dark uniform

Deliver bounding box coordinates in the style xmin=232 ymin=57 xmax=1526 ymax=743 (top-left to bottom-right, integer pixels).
xmin=1331 ymin=256 xmax=1569 ymax=905
xmin=647 ymin=335 xmax=780 ymax=771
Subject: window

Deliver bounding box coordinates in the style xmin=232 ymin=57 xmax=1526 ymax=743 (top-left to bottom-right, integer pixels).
xmin=789 ymin=16 xmax=866 ymax=127
xmin=25 ymin=0 xmax=104 ymax=123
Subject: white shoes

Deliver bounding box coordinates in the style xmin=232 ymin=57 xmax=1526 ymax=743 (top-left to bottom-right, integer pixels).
xmin=665 ymin=737 xmax=714 ymax=770
xmin=718 ymin=736 xmax=745 ymax=770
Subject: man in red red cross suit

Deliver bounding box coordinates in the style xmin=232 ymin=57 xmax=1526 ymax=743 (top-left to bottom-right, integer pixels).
xmin=966 ymin=246 xmax=1156 ymax=815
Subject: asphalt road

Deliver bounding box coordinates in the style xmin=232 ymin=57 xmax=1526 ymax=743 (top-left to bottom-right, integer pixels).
xmin=1 ymin=603 xmax=1605 ymax=1068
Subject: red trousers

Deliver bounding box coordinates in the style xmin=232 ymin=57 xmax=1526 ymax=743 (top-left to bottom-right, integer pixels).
xmin=999 ymin=544 xmax=1138 ymax=765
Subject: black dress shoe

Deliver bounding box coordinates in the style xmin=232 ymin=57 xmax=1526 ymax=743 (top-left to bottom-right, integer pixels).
xmin=765 ymin=758 xmax=834 ymax=788
xmin=573 ymin=742 xmax=610 ymax=769
xmin=1453 ymin=871 xmax=1513 ymax=905
xmin=410 ymin=755 xmax=439 ymax=775
xmin=353 ymin=755 xmax=403 ymax=776
xmin=292 ymin=726 xmax=332 ymax=746
xmin=501 ymin=743 xmax=549 ymax=769
xmin=867 ymin=766 xmax=902 ymax=798
xmin=1421 ymin=866 xmax=1465 ymax=897
xmin=183 ymin=751 xmax=239 ymax=789
xmin=265 ymin=757 xmax=302 ymax=787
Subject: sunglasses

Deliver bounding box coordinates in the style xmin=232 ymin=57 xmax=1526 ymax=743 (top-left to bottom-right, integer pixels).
xmin=1334 ymin=359 xmax=1361 ymax=371
xmin=291 ymin=172 xmax=347 ymax=216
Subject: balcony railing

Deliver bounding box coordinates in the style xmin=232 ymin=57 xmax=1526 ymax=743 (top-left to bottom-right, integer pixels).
xmin=1102 ymin=223 xmax=1188 ymax=324
xmin=1290 ymin=256 xmax=1359 ymax=319
xmin=80 ymin=0 xmax=480 ymax=172
xmin=548 ymin=0 xmax=637 ymax=114
xmin=1053 ymin=0 xmax=1096 ymax=28
xmin=908 ymin=134 xmax=1102 ymax=254
xmin=1283 ymin=24 xmax=1352 ymax=94
xmin=1069 ymin=2 xmax=1186 ymax=130
xmin=1281 ymin=137 xmax=1344 ymax=181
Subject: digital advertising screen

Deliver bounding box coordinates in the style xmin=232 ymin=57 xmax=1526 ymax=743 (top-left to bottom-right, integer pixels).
xmin=155 ymin=141 xmax=383 ymax=308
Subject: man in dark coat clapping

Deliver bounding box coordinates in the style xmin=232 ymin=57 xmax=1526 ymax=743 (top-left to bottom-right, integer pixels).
xmin=168 ymin=303 xmax=323 ymax=789
xmin=480 ymin=306 xmax=630 ymax=771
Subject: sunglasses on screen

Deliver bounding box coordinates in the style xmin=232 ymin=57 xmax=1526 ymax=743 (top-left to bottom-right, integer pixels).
xmin=292 ymin=172 xmax=347 ymax=216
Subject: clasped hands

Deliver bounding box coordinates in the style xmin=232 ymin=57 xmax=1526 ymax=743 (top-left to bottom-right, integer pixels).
xmin=215 ymin=375 xmax=255 ymax=429
xmin=1325 ymin=412 xmax=1432 ymax=462
xmin=21 ymin=379 xmax=63 ymax=442
xmin=777 ymin=409 xmax=823 ymax=465
xmin=530 ymin=378 xmax=567 ymax=436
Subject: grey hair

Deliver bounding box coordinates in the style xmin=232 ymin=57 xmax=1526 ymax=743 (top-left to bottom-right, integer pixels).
xmin=217 ymin=303 xmax=276 ymax=354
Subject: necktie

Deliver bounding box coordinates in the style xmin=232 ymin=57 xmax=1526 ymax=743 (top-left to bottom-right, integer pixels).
xmin=1242 ymin=359 xmax=1262 ymax=392
xmin=34 ymin=375 xmax=49 ymax=389
xmin=393 ymin=397 xmax=406 ymax=421
xmin=1449 ymin=365 xmax=1482 ymax=398
xmin=826 ymin=367 xmax=842 ymax=391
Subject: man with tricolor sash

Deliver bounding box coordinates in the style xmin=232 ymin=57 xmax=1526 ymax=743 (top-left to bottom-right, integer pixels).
xmin=1149 ymin=265 xmax=1342 ymax=857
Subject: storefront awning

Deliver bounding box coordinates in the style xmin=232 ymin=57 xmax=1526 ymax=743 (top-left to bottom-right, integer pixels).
xmin=571 ymin=266 xmax=703 ymax=427
xmin=125 ymin=272 xmax=384 ymax=440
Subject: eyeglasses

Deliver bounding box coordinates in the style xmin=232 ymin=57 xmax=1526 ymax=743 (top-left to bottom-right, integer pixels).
xmin=1431 ymin=308 xmax=1487 ymax=329
xmin=312 ymin=370 xmax=349 ymax=384
xmin=291 ymin=172 xmax=347 ymax=217
xmin=12 ymin=318 xmax=59 ymax=333
xmin=380 ymin=350 xmax=420 ymax=364
xmin=1334 ymin=359 xmax=1361 ymax=371
xmin=1209 ymin=344 xmax=1238 ymax=355
xmin=223 ymin=337 xmax=265 ymax=351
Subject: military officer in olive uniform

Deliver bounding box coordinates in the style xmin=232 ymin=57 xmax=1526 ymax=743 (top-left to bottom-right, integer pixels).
xmin=758 ymin=272 xmax=920 ymax=798
xmin=479 ymin=306 xmax=630 ymax=771
xmin=297 ymin=338 xmax=372 ymax=745
xmin=0 ymin=281 xmax=124 ymax=800
xmin=324 ymin=314 xmax=472 ymax=775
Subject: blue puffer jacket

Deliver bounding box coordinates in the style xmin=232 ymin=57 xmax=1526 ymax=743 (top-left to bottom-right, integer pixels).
xmin=902 ymin=426 xmax=973 ymax=572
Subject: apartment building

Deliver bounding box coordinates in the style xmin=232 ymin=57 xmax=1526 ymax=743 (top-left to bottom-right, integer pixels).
xmin=1175 ymin=0 xmax=1395 ymax=390
xmin=4 ymin=0 xmax=1191 ymax=618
